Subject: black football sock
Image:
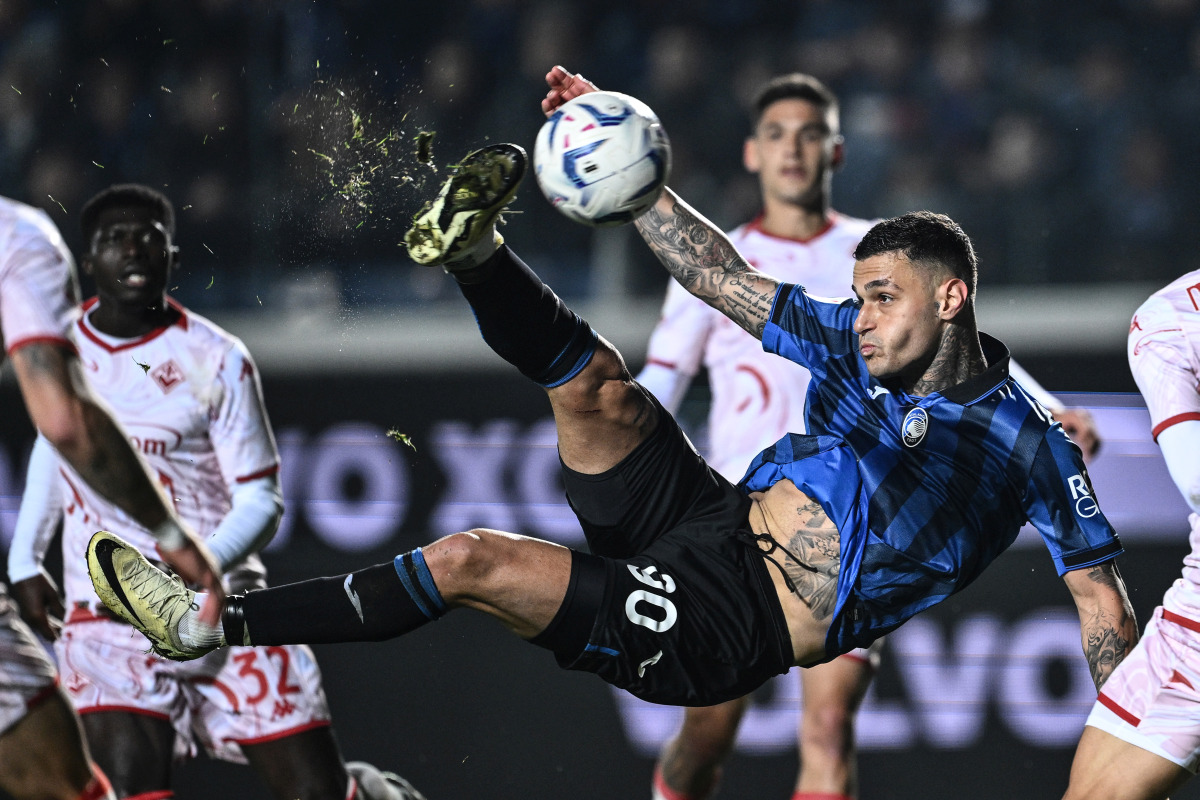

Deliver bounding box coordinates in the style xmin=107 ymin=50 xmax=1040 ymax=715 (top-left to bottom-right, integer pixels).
xmin=453 ymin=245 xmax=598 ymax=388
xmin=223 ymin=548 xmax=447 ymax=646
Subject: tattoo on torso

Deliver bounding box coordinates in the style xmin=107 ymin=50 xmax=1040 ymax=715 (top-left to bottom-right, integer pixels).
xmin=750 ymin=491 xmax=841 ymax=620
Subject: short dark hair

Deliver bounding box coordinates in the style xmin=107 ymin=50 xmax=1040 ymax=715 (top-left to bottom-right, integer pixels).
xmin=80 ymin=184 xmax=175 ymax=243
xmin=854 ymin=211 xmax=978 ymax=300
xmin=751 ymin=73 xmax=839 ymax=130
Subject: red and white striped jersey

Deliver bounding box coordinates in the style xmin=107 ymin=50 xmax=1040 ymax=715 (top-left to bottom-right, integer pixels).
xmin=643 ymin=213 xmax=874 ymax=479
xmin=56 ymin=299 xmax=279 ymax=603
xmin=0 ymin=196 xmax=77 ymax=357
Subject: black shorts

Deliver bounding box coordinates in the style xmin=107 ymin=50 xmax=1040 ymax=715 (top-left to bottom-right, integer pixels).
xmin=538 ymin=395 xmax=793 ymax=706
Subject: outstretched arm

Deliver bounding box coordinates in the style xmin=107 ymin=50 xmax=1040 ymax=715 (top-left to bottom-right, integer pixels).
xmin=542 ymin=66 xmax=782 ymax=339
xmin=635 ymin=190 xmax=782 ymax=340
xmin=11 ymin=341 xmax=226 ymax=624
xmin=1062 ymin=562 xmax=1137 ymax=690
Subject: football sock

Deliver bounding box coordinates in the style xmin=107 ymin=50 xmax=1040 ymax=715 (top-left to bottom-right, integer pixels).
xmin=223 ymin=550 xmax=446 ymax=646
xmin=452 ymin=245 xmax=597 ymax=388
xmin=77 ymin=765 xmax=114 ymax=800
xmin=652 ymin=766 xmax=704 ymax=800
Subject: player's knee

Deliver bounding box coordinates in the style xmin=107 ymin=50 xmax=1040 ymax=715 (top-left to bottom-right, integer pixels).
xmin=675 ymin=703 xmax=745 ymax=759
xmin=426 ymin=530 xmax=514 ymax=598
xmin=800 ymin=702 xmax=855 ymax=757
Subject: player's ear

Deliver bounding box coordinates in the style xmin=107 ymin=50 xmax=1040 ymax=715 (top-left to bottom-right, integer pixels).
xmin=831 ymin=136 xmax=845 ymax=170
xmin=743 ymin=136 xmax=761 ymax=174
xmin=938 ymin=278 xmax=970 ymax=320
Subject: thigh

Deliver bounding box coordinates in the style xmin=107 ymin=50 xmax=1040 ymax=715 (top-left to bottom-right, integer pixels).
xmin=82 ymin=710 xmax=174 ymax=795
xmin=562 ymin=391 xmax=748 ymax=559
xmin=550 ymin=340 xmax=657 ymax=475
xmin=0 ymin=688 xmax=93 ymax=799
xmin=1065 ymin=725 xmax=1191 ymax=800
xmin=0 ymin=594 xmax=58 ymax=737
xmin=189 ymin=643 xmax=333 ymax=764
xmin=242 ymin=725 xmax=348 ymax=800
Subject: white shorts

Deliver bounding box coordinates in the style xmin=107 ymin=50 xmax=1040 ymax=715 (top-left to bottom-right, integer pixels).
xmin=1086 ymin=606 xmax=1200 ymax=773
xmin=58 ymin=607 xmax=333 ymax=763
xmin=0 ymin=590 xmax=58 ymax=735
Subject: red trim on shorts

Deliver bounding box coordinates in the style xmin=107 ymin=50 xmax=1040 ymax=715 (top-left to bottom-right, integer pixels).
xmin=1152 ymin=413 xmax=1200 ymax=441
xmin=1163 ymin=609 xmax=1200 ymax=633
xmin=78 ymin=705 xmax=171 ymax=721
xmin=124 ymin=792 xmax=173 ymax=800
xmin=236 ymin=464 xmax=280 ymax=483
xmin=7 ymin=335 xmax=77 ymax=357
xmin=25 ymin=678 xmax=60 ymax=710
xmin=652 ymin=765 xmax=696 ymax=800
xmin=229 ymin=719 xmax=331 ymax=747
xmin=343 ymin=776 xmax=358 ymax=800
xmin=1097 ymin=692 xmax=1141 ymax=726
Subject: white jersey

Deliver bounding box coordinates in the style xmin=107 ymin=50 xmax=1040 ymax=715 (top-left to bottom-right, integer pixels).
xmin=54 ymin=299 xmax=279 ymax=603
xmin=0 ymin=195 xmax=77 ymax=358
xmin=643 ymin=213 xmax=874 ymax=479
xmin=1128 ymin=270 xmax=1200 ymax=617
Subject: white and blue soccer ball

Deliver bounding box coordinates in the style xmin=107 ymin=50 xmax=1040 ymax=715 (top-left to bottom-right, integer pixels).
xmin=534 ymin=91 xmax=671 ymax=227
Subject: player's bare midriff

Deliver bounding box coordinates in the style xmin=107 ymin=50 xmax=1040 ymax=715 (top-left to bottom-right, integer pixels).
xmin=746 ymin=479 xmax=842 ymax=666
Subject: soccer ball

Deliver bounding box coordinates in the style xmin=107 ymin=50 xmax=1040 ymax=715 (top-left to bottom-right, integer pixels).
xmin=534 ymin=91 xmax=671 ymax=227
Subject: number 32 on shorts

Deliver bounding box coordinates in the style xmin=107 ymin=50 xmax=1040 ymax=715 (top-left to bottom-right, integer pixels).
xmin=624 ymin=564 xmax=678 ymax=633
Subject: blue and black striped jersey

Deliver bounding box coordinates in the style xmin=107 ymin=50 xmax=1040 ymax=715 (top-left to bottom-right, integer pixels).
xmin=740 ymin=284 xmax=1122 ymax=654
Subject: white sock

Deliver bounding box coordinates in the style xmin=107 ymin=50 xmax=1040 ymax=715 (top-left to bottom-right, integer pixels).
xmin=445 ymin=226 xmax=504 ymax=272
xmin=176 ymin=593 xmax=226 ymax=650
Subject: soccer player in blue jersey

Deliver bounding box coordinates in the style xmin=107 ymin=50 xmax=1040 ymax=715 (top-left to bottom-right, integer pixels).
xmin=86 ymin=77 xmax=1136 ymax=755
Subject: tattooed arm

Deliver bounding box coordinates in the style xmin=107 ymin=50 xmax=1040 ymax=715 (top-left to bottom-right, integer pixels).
xmin=10 ymin=341 xmax=226 ymax=622
xmin=634 ymin=189 xmax=782 ymax=340
xmin=1062 ymin=561 xmax=1137 ymax=690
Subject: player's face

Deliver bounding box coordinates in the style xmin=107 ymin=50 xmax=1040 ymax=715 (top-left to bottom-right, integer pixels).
xmin=744 ymin=98 xmax=843 ymax=210
xmin=84 ymin=206 xmax=175 ymax=309
xmin=851 ymin=252 xmax=946 ymax=382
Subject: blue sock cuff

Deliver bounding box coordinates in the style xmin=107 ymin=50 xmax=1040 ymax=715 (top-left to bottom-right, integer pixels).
xmin=394 ymin=548 xmax=447 ymax=620
xmin=536 ymin=324 xmax=598 ymax=389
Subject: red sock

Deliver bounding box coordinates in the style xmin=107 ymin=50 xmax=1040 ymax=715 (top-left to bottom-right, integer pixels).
xmin=653 ymin=765 xmax=700 ymax=800
xmin=76 ymin=764 xmax=114 ymax=800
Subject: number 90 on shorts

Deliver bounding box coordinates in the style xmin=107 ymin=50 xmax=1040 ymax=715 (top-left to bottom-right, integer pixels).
xmin=624 ymin=564 xmax=678 ymax=633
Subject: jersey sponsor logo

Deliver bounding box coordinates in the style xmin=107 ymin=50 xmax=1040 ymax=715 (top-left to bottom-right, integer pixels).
xmin=1067 ymin=473 xmax=1099 ymax=518
xmin=130 ymin=436 xmax=169 ymax=457
xmin=902 ymin=407 xmax=928 ymax=448
xmin=150 ymin=359 xmax=185 ymax=393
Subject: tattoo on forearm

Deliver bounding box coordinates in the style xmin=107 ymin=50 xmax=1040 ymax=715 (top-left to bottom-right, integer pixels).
xmin=1080 ymin=563 xmax=1137 ymax=690
xmin=635 ymin=198 xmax=774 ymax=338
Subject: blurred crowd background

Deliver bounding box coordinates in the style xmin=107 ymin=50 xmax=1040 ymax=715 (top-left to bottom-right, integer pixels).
xmin=1 ymin=0 xmax=1197 ymax=315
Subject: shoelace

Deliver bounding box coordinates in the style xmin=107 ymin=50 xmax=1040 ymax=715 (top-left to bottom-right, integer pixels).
xmin=120 ymin=557 xmax=190 ymax=626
